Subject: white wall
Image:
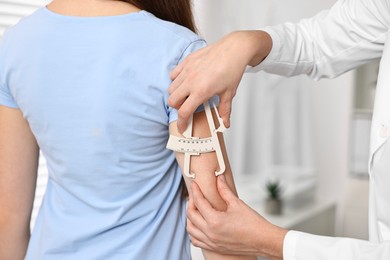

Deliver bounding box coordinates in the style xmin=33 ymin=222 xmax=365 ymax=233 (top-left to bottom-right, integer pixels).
xmin=307 ymin=73 xmax=356 ymax=236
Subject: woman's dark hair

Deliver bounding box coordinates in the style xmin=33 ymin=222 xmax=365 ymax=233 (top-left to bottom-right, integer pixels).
xmin=120 ymin=0 xmax=196 ymax=32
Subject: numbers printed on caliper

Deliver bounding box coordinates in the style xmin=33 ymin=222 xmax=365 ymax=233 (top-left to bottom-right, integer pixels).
xmin=168 ymin=136 xmax=215 ymax=153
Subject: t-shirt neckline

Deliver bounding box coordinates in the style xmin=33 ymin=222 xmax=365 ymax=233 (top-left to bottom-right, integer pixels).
xmin=42 ymin=6 xmax=147 ymax=21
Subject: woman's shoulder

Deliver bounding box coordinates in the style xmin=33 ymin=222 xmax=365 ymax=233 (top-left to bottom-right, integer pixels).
xmin=140 ymin=11 xmax=204 ymax=45
xmin=2 ymin=7 xmax=46 ymax=43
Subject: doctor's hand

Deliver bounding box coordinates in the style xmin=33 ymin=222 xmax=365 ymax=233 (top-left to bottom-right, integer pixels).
xmin=168 ymin=30 xmax=272 ymax=133
xmin=187 ymin=175 xmax=287 ymax=259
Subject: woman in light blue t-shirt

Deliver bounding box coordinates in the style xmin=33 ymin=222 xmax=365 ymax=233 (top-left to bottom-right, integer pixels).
xmin=0 ymin=1 xmax=255 ymax=259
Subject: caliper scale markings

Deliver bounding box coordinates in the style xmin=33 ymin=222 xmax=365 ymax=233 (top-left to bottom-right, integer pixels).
xmin=167 ymin=136 xmax=215 ymax=153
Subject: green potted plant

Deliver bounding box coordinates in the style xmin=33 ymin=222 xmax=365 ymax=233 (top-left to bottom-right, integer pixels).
xmin=265 ymin=181 xmax=283 ymax=215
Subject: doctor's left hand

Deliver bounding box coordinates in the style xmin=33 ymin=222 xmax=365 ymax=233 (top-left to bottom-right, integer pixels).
xmin=168 ymin=31 xmax=273 ymax=134
xmin=187 ymin=175 xmax=288 ymax=259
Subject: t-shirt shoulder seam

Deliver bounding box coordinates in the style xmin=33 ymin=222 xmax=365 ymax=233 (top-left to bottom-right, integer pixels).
xmin=176 ymin=39 xmax=206 ymax=66
xmin=0 ymin=30 xmax=10 ymax=96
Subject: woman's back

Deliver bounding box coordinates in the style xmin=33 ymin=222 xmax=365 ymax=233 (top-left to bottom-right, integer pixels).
xmin=0 ymin=4 xmax=205 ymax=259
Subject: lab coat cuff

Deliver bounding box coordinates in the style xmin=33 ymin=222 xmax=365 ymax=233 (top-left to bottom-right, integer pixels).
xmin=245 ymin=27 xmax=282 ymax=73
xmin=283 ymin=230 xmax=302 ymax=260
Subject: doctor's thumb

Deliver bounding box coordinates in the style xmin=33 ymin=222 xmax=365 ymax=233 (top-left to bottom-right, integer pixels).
xmin=217 ymin=175 xmax=236 ymax=203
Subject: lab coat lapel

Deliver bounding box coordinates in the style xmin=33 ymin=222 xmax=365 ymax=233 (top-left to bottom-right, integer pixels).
xmin=369 ymin=31 xmax=390 ymax=174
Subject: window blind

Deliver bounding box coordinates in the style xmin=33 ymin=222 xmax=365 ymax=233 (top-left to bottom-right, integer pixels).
xmin=0 ymin=0 xmax=50 ymax=230
xmin=0 ymin=1 xmax=48 ymax=37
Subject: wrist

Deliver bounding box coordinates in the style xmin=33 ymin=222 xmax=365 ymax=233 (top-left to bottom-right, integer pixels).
xmin=271 ymin=227 xmax=288 ymax=258
xmin=254 ymin=223 xmax=288 ymax=258
xmin=230 ymin=30 xmax=272 ymax=67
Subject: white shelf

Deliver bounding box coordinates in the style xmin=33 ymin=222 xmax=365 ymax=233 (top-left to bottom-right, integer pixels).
xmin=246 ymin=195 xmax=336 ymax=230
xmin=235 ymin=178 xmax=336 ymax=230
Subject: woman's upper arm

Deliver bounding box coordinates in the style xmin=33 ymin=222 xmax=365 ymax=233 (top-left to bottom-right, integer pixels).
xmin=0 ymin=105 xmax=39 ymax=231
xmin=169 ymin=108 xmax=237 ymax=211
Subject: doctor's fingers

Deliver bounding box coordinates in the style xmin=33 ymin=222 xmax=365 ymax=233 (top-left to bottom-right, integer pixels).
xmin=169 ymin=60 xmax=184 ymax=84
xmin=168 ymin=49 xmax=205 ymax=97
xmin=187 ymin=217 xmax=235 ymax=254
xmin=216 ymin=174 xmax=242 ymax=207
xmin=186 ymin=203 xmax=209 ymax=234
xmin=186 ymin=193 xmax=207 ymax=227
xmin=190 ymin=181 xmax=219 ymax=219
xmin=167 ymin=72 xmax=187 ymax=110
xmin=169 ymin=47 xmax=204 ymax=89
xmin=177 ymin=94 xmax=209 ymax=133
xmin=186 ymin=198 xmax=215 ymax=247
xmin=168 ymin=59 xmax=187 ymax=98
xmin=189 ymin=238 xmax=213 ymax=252
xmin=186 ymin=219 xmax=215 ymax=251
xmin=218 ymin=93 xmax=233 ymax=129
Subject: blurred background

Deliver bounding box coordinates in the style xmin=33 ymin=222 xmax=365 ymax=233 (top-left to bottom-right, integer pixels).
xmin=191 ymin=0 xmax=373 ymax=258
xmin=1 ymin=0 xmax=375 ymax=259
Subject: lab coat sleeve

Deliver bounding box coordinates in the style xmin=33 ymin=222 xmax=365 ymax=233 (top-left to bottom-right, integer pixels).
xmin=284 ymin=230 xmax=390 ymax=260
xmin=253 ymin=0 xmax=390 ymax=80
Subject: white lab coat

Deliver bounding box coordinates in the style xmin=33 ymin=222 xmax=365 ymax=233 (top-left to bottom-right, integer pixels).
xmin=256 ymin=0 xmax=390 ymax=258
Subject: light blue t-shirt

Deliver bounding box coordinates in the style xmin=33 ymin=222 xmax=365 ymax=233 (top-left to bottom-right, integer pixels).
xmin=0 ymin=7 xmax=207 ymax=259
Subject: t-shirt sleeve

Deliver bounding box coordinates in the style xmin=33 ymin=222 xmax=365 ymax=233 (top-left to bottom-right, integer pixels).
xmin=168 ymin=39 xmax=219 ymax=124
xmin=0 ymin=33 xmax=19 ymax=109
xmin=0 ymin=82 xmax=18 ymax=108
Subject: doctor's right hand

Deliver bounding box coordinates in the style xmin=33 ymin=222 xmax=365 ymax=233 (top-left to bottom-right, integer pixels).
xmin=168 ymin=30 xmax=273 ymax=134
xmin=187 ymin=175 xmax=288 ymax=259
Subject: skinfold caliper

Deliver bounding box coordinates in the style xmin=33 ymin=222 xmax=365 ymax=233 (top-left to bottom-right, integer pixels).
xmin=166 ymin=101 xmax=227 ymax=179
